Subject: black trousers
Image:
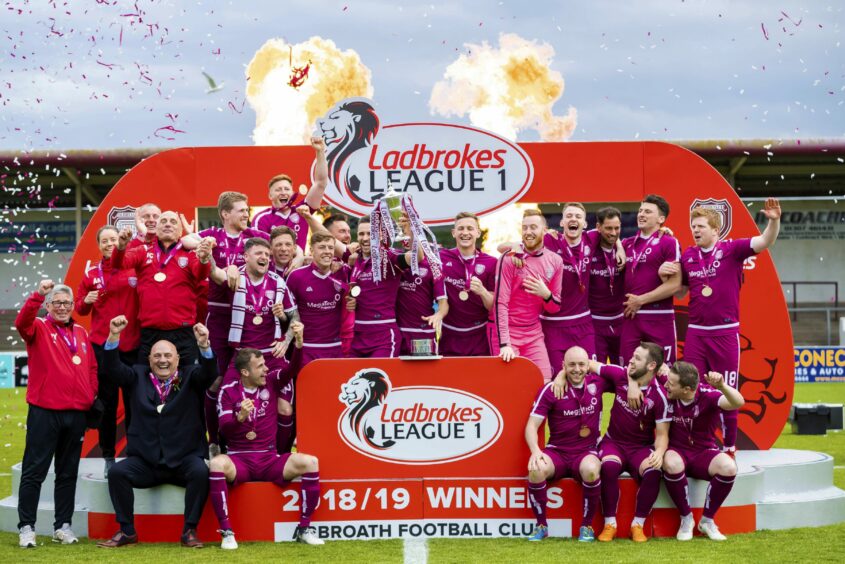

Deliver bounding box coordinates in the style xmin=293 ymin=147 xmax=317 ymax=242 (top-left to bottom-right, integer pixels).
xmin=139 ymin=327 xmax=199 ymax=365
xmin=18 ymin=405 xmax=87 ymax=530
xmin=107 ymin=455 xmax=209 ymax=532
xmin=92 ymin=343 xmax=136 ymax=459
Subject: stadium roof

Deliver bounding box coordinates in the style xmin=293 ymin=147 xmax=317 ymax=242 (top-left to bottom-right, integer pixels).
xmin=1 ymin=141 xmax=843 ymax=211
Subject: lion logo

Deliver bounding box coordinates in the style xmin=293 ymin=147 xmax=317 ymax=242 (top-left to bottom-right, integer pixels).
xmin=316 ymin=98 xmax=380 ymax=206
xmin=338 ymin=368 xmax=395 ymax=449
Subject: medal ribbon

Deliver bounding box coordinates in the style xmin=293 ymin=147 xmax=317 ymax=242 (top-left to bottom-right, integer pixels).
xmin=564 ymin=239 xmax=587 ymax=290
xmin=240 ymin=383 xmax=258 ymax=426
xmin=675 ymin=399 xmax=695 ymax=444
xmin=154 ymin=241 xmax=183 ymax=270
xmin=315 ymin=262 xmax=350 ymax=294
xmin=97 ymin=260 xmax=109 ymax=292
xmin=602 ymin=247 xmax=617 ymax=294
xmin=223 ymin=232 xmax=245 ymax=267
xmin=629 ymin=232 xmax=657 ymax=274
xmin=245 ymin=273 xmax=270 ymax=315
xmin=571 ymin=383 xmax=592 ymax=433
xmin=149 ymin=371 xmax=179 ymax=405
xmin=460 ymin=251 xmax=478 ymax=291
xmin=696 ymin=243 xmax=720 ymax=291
xmin=48 ymin=315 xmax=78 ymax=355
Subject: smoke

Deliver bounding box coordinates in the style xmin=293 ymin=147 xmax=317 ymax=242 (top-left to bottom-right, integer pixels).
xmin=246 ymin=36 xmax=374 ymax=145
xmin=429 ymin=33 xmax=577 ymax=142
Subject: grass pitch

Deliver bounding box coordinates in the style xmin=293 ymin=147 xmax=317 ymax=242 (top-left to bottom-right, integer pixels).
xmin=0 ymin=384 xmax=842 ymax=562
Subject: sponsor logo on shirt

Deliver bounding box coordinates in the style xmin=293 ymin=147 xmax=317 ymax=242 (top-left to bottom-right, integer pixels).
xmin=337 ymin=368 xmax=503 ymax=464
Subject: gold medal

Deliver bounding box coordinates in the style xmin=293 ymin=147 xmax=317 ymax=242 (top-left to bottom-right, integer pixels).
xmin=252 ymin=315 xmax=263 ymax=325
xmin=154 ymin=272 xmax=167 ymax=283
xmin=579 ymin=425 xmax=590 ymax=438
xmin=157 ymin=404 xmax=164 ymax=414
xmin=459 ymin=290 xmax=469 ymax=301
xmin=246 ymin=431 xmax=257 ymax=440
xmin=71 ymin=355 xmax=82 ymax=365
xmin=701 ymin=285 xmax=713 ymax=297
xmin=350 ymin=285 xmax=361 ymax=297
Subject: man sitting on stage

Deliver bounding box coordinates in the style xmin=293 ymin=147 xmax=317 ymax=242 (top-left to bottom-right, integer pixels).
xmin=525 ymin=346 xmax=610 ymax=542
xmin=97 ymin=316 xmax=218 ymax=549
xmin=661 ymin=361 xmax=744 ymax=541
xmin=209 ymin=345 xmax=324 ymax=549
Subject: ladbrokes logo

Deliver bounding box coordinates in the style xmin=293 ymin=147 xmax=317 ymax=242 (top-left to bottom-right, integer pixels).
xmin=337 ymin=368 xmax=503 ymax=465
xmin=314 ymin=97 xmax=534 ymax=225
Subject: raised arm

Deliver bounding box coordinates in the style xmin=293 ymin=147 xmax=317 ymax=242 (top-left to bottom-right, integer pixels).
xmin=751 ymin=197 xmax=781 ymax=253
xmin=304 ymin=137 xmax=329 ymax=209
xmin=103 ymin=315 xmax=138 ymax=388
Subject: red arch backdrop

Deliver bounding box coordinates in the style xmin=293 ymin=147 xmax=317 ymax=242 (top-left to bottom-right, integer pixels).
xmin=66 ymin=141 xmax=793 ymax=451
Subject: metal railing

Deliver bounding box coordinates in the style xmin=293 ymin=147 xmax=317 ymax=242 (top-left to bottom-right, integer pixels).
xmin=786 ymin=306 xmax=845 ymax=346
xmin=781 ymin=281 xmax=839 ymax=321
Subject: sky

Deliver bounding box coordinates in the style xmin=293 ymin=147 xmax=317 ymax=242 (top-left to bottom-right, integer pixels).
xmin=0 ymin=0 xmax=842 ymax=151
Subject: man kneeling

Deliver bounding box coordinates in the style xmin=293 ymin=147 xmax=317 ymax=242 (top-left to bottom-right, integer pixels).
xmin=209 ymin=340 xmax=324 ymax=549
xmin=662 ymin=361 xmax=744 ymax=541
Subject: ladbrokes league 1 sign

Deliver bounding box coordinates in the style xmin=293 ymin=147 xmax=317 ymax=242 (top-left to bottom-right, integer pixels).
xmin=299 ymin=357 xmax=543 ymax=480
xmin=313 ymin=98 xmax=534 ymax=224
xmin=337 ymin=369 xmax=504 ymax=465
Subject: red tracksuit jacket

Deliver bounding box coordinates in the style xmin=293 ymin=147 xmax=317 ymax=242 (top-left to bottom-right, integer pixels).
xmin=75 ymin=257 xmax=141 ymax=350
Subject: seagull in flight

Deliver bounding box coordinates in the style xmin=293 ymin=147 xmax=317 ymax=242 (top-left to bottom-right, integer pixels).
xmin=202 ymin=71 xmax=225 ymax=94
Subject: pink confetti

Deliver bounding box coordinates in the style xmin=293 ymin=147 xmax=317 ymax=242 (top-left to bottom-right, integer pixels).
xmin=761 ymin=22 xmax=769 ymax=40
xmin=779 ymin=11 xmax=802 ymax=27
xmin=154 ymin=125 xmax=186 ymax=141
xmin=228 ymin=99 xmax=245 ymax=114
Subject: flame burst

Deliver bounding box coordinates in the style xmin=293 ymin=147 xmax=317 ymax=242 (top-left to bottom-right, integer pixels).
xmin=246 ymin=36 xmax=373 ymax=145
xmin=429 ymin=33 xmax=577 ymax=142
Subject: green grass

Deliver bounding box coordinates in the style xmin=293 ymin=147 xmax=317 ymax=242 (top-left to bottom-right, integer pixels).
xmin=0 ymin=385 xmax=843 ymax=562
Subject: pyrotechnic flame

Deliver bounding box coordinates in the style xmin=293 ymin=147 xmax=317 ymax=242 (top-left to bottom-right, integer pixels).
xmin=429 ymin=33 xmax=577 ymax=142
xmin=246 ymin=36 xmax=373 ymax=145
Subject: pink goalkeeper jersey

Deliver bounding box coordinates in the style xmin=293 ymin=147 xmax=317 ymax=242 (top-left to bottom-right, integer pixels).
xmin=494 ymin=247 xmax=564 ymax=346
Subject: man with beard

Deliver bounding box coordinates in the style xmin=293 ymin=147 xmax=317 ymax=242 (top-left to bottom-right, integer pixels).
xmin=187 ymin=191 xmax=268 ymax=456
xmin=439 ymin=212 xmax=497 ymax=356
xmin=496 ymin=209 xmax=563 ymax=381
xmin=662 ymin=362 xmax=744 ymax=541
xmin=524 ymin=346 xmax=611 ymax=542
xmin=587 ymin=342 xmax=670 ymax=543
xmin=589 ymin=207 xmax=626 ymax=365
xmin=251 ymin=137 xmax=328 ymax=250
xmin=323 ymin=214 xmax=352 ymax=246
xmin=97 ymin=316 xmax=217 ymax=548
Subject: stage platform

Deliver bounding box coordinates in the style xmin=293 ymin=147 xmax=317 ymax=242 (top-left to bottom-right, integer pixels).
xmin=1 ymin=449 xmax=843 ymax=541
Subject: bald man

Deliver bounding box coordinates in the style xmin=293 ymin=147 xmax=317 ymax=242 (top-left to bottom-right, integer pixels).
xmin=114 ymin=211 xmax=214 ymax=365
xmin=525 ymin=346 xmax=613 ymax=543
xmin=97 ymin=316 xmax=218 ymax=548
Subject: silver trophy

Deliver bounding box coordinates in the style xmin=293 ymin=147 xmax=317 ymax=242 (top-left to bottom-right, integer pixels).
xmin=382 ymin=181 xmax=409 ymax=243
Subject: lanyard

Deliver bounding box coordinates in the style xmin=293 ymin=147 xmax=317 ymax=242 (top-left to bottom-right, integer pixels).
xmin=460 ymin=251 xmax=478 ymax=289
xmin=97 ymin=260 xmax=109 ymax=291
xmin=601 ymin=247 xmax=617 ymax=294
xmin=154 ymin=241 xmax=183 ymax=270
xmin=246 ymin=273 xmax=270 ymax=313
xmin=571 ymin=383 xmax=592 ymax=429
xmin=223 ymin=232 xmax=245 ymax=267
xmin=48 ymin=316 xmax=78 ymax=355
xmin=351 ymin=254 xmax=372 ymax=285
xmin=674 ymin=399 xmax=696 ymax=445
xmin=696 ymin=243 xmax=720 ymax=288
xmin=630 ymin=232 xmax=657 ymax=274
xmin=240 ymin=383 xmax=258 ymax=425
xmin=149 ymin=371 xmax=179 ymax=404
xmin=565 ymin=239 xmax=587 ymax=291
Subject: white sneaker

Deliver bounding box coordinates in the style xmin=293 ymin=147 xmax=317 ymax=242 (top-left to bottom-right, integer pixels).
xmin=698 ymin=519 xmax=727 ymax=541
xmin=676 ymin=516 xmax=694 ymax=541
xmin=209 ymin=443 xmax=221 ymax=459
xmin=53 ymin=523 xmax=79 ymax=544
xmin=220 ymin=529 xmax=238 ymax=550
xmin=19 ymin=525 xmax=36 ymax=548
xmin=294 ymin=525 xmax=325 ymax=546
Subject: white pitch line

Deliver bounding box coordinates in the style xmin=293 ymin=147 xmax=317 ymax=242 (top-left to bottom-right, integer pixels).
xmin=403 ymin=538 xmax=428 ymax=564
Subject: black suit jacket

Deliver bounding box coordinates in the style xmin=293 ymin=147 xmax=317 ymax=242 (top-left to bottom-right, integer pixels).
xmin=104 ymin=347 xmax=217 ymax=468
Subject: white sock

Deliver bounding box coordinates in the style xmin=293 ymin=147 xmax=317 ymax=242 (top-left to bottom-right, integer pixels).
xmin=700 ymin=517 xmax=713 ymax=525
xmin=681 ymin=514 xmax=694 ymax=526
xmin=632 ymin=517 xmax=645 ymax=527
xmin=605 ymin=517 xmax=617 ymax=527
